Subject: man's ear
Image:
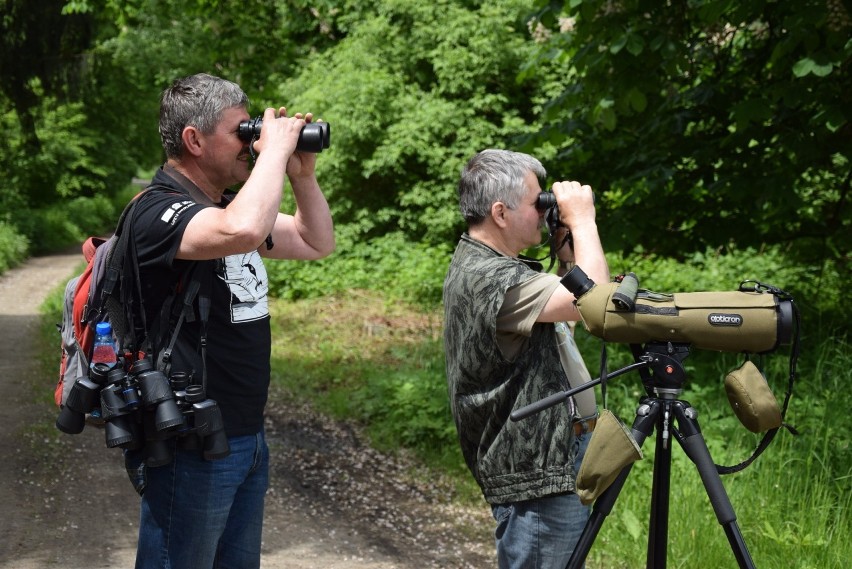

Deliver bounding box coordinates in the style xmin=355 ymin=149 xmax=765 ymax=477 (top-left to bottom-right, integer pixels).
xmin=491 ymin=201 xmax=509 ymax=228
xmin=181 ymin=126 xmax=203 ymax=157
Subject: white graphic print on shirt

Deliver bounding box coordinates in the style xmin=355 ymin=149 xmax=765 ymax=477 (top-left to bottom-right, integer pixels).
xmin=220 ymin=251 xmax=269 ymax=323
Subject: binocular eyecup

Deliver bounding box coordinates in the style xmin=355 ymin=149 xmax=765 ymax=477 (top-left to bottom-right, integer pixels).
xmin=537 ymin=192 xmax=557 ymax=211
xmin=132 ymin=358 xmax=184 ymax=432
xmin=560 ymin=265 xmax=596 ymax=299
xmin=55 ymin=362 xmax=114 ymax=434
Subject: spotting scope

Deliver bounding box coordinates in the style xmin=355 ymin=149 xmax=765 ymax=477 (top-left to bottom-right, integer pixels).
xmin=562 ymin=267 xmax=794 ymax=354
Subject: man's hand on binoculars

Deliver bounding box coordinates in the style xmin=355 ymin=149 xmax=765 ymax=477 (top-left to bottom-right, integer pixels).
xmin=250 ymin=107 xmax=307 ymax=161
xmin=551 ymin=180 xmax=596 ymax=231
xmin=285 ymin=113 xmax=319 ymax=179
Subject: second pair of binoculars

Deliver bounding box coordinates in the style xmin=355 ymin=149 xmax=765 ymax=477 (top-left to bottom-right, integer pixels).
xmin=55 ymin=357 xmax=229 ymax=463
xmin=57 ymin=357 xmax=183 ymax=443
xmin=152 ymin=371 xmax=230 ymax=465
xmin=237 ymin=116 xmax=331 ymax=153
xmin=122 ymin=368 xmax=230 ymax=467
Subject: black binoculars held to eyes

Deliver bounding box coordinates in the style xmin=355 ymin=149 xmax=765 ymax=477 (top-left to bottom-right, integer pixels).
xmin=237 ymin=116 xmax=331 ymax=153
xmin=537 ymin=190 xmax=597 ymax=211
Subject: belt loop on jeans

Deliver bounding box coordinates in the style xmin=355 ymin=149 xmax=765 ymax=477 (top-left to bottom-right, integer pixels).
xmin=573 ymin=413 xmax=598 ymax=437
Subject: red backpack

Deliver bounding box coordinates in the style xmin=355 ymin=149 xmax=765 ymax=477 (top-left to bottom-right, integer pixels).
xmin=54 ymin=184 xmax=154 ymax=408
xmin=56 ymin=235 xmax=113 ymax=406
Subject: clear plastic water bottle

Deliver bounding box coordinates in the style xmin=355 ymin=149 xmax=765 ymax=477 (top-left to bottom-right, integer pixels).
xmin=90 ymin=321 xmax=118 ymax=371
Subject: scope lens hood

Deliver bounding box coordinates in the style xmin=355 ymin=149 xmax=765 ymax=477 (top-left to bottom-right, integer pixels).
xmin=775 ymin=298 xmax=795 ymax=348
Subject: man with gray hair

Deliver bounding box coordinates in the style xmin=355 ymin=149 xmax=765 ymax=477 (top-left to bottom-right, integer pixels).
xmin=443 ymin=149 xmax=608 ymax=568
xmin=127 ymin=73 xmax=334 ymax=568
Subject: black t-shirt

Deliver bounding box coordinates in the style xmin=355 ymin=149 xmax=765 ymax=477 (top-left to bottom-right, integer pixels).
xmin=130 ymin=168 xmax=271 ymax=436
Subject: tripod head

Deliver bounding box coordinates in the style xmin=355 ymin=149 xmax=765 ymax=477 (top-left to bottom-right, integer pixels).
xmin=637 ymin=342 xmax=691 ymax=398
xmin=510 ymin=341 xmax=692 ymax=422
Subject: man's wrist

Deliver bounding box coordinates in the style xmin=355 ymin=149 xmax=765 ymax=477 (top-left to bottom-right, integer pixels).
xmin=288 ymin=173 xmax=319 ymax=190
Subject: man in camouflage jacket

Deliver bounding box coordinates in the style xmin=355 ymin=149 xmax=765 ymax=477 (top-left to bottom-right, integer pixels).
xmin=443 ymin=149 xmax=608 ymax=569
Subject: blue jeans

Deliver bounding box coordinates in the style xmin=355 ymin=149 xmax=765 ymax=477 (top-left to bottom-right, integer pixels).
xmin=135 ymin=431 xmax=269 ymax=569
xmin=491 ymin=434 xmax=591 ymax=569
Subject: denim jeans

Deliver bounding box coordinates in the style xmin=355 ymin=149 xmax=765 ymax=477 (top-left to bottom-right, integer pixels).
xmin=135 ymin=431 xmax=269 ymax=569
xmin=491 ymin=433 xmax=591 ymax=569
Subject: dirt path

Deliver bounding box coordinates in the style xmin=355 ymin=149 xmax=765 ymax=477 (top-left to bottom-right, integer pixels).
xmin=0 ymin=252 xmax=492 ymax=568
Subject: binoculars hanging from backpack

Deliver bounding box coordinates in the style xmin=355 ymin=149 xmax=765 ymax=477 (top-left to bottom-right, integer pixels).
xmin=56 ymin=356 xmax=230 ymax=465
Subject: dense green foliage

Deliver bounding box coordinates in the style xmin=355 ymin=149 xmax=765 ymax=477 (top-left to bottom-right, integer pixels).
xmin=273 ymin=0 xmax=547 ymax=246
xmin=267 ymin=229 xmax=454 ymax=307
xmin=1 ymin=0 xmax=163 ymax=239
xmin=4 ymin=1 xmax=846 ymax=291
xmin=0 ymin=221 xmax=29 ymax=272
xmin=526 ymin=0 xmax=851 ymax=267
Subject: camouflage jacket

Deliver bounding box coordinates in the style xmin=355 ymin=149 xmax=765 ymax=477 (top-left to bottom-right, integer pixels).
xmin=443 ymin=235 xmax=578 ymax=505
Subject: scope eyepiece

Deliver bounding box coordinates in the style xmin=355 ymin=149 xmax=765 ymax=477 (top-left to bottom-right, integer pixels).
xmin=776 ymin=298 xmax=795 ymax=347
xmin=561 ymin=265 xmax=595 ymax=299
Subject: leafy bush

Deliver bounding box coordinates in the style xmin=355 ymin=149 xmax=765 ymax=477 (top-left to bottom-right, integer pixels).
xmin=1 ymin=86 xmax=140 ymax=255
xmin=19 ymin=195 xmax=120 ymax=255
xmin=0 ymin=222 xmax=29 ymax=274
xmin=267 ymin=230 xmax=453 ymax=309
xmin=277 ymin=0 xmax=543 ymax=249
xmin=1 ymin=96 xmax=109 ymax=209
xmin=350 ymin=338 xmax=459 ymax=457
xmin=612 ymin=245 xmax=802 ymax=292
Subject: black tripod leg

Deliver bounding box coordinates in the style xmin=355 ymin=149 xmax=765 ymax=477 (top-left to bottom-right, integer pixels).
xmin=671 ymin=402 xmax=756 ymax=569
xmin=647 ymin=411 xmax=672 ymax=568
xmin=566 ymin=399 xmax=661 ymax=569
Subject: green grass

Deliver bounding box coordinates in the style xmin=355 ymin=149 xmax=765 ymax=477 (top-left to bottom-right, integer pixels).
xmin=267 ymin=289 xmax=481 ymax=500
xmin=581 ymin=421 xmax=850 ymax=568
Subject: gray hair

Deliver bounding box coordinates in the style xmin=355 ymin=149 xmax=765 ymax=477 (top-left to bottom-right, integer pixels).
xmin=159 ymin=73 xmax=250 ymax=159
xmin=458 ymin=149 xmax=546 ymax=226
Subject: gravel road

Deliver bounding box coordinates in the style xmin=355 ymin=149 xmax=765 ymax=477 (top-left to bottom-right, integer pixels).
xmin=0 ymin=251 xmax=492 ymax=568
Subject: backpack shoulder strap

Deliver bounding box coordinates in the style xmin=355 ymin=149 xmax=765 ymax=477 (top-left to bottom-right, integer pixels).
xmin=82 ymin=236 xmax=116 ymax=326
xmin=99 ymin=185 xmax=175 ymax=353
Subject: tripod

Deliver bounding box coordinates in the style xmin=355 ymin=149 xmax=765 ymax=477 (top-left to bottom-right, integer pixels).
xmin=512 ymin=341 xmax=757 ymax=569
